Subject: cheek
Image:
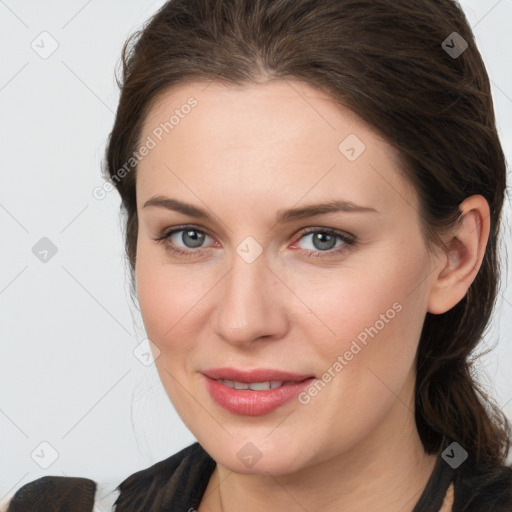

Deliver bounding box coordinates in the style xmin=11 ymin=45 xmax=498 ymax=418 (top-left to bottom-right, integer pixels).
xmin=135 ymin=243 xmax=199 ymax=349
xmin=302 ymin=241 xmax=430 ymax=386
xmin=135 ymin=246 xmax=203 ymax=416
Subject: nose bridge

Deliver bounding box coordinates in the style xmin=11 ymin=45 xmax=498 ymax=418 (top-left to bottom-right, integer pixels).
xmin=213 ymin=243 xmax=282 ymax=343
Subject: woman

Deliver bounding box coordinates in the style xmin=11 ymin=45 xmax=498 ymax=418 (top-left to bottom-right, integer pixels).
xmin=6 ymin=0 xmax=512 ymax=510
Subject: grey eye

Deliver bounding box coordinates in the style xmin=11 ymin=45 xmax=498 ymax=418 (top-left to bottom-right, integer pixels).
xmin=182 ymin=229 xmax=205 ymax=248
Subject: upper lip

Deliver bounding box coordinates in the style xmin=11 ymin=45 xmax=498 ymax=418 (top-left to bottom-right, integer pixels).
xmin=202 ymin=367 xmax=314 ymax=383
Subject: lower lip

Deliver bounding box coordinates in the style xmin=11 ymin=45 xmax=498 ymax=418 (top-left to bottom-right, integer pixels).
xmin=203 ymin=375 xmax=315 ymax=416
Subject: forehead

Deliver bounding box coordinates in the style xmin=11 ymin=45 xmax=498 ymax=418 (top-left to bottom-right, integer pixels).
xmin=136 ymin=80 xmax=417 ymax=216
xmin=141 ymin=79 xmax=377 ymax=147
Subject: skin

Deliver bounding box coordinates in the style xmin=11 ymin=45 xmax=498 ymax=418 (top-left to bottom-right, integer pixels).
xmin=134 ymin=79 xmax=490 ymax=512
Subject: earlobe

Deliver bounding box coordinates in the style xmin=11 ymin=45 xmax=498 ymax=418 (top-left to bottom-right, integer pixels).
xmin=427 ymin=195 xmax=490 ymax=315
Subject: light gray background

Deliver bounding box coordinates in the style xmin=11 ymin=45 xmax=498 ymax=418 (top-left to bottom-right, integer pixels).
xmin=1 ymin=1 xmax=511 ymax=510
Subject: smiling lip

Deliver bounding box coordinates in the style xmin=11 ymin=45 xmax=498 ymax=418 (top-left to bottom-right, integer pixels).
xmin=202 ymin=367 xmax=314 ymax=382
xmin=202 ymin=367 xmax=315 ymax=416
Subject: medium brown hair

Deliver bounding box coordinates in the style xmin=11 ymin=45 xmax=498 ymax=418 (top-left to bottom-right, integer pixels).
xmin=103 ymin=0 xmax=510 ymax=467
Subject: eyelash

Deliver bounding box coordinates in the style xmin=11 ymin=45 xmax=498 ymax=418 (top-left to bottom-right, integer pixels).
xmin=154 ymin=225 xmax=356 ymax=259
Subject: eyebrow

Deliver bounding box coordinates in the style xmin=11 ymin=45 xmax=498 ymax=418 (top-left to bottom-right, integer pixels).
xmin=142 ymin=196 xmax=377 ymax=223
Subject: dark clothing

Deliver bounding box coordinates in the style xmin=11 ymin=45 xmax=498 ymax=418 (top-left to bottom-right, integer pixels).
xmin=7 ymin=437 xmax=512 ymax=511
xmin=6 ymin=477 xmax=96 ymax=512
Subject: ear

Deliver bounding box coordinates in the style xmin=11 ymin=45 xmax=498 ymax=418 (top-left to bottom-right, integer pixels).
xmin=427 ymin=195 xmax=490 ymax=315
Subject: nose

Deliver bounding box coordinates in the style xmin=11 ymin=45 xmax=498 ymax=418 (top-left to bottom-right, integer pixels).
xmin=212 ymin=247 xmax=288 ymax=349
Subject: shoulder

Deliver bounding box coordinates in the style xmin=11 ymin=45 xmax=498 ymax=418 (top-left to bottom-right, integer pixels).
xmin=5 ymin=476 xmax=96 ymax=512
xmin=3 ymin=443 xmax=213 ymax=512
xmin=454 ymin=459 xmax=512 ymax=511
xmin=113 ymin=441 xmax=216 ymax=512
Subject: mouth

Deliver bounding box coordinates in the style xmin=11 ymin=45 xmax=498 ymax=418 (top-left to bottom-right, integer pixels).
xmin=201 ymin=367 xmax=316 ymax=416
xmin=202 ymin=367 xmax=314 ymax=383
xmin=215 ymin=379 xmax=307 ymax=390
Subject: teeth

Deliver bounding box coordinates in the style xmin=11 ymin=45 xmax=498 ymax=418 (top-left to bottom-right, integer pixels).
xmin=218 ymin=379 xmax=285 ymax=390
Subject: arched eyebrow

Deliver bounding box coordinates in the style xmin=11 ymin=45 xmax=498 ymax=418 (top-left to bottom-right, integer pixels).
xmin=275 ymin=200 xmax=377 ymax=222
xmin=142 ymin=196 xmax=378 ymax=223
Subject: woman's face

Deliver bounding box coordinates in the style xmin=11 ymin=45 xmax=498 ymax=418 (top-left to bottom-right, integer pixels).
xmin=135 ymin=80 xmax=441 ymax=475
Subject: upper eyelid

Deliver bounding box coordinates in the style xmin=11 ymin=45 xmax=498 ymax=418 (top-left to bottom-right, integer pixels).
xmin=160 ymin=225 xmax=214 ymax=242
xmin=160 ymin=225 xmax=354 ymax=246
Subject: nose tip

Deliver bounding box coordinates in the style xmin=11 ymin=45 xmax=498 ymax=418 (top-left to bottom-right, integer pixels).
xmin=211 ymin=249 xmax=286 ymax=347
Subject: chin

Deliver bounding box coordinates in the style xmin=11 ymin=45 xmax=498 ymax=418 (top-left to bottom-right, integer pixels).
xmin=202 ymin=435 xmax=314 ymax=476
